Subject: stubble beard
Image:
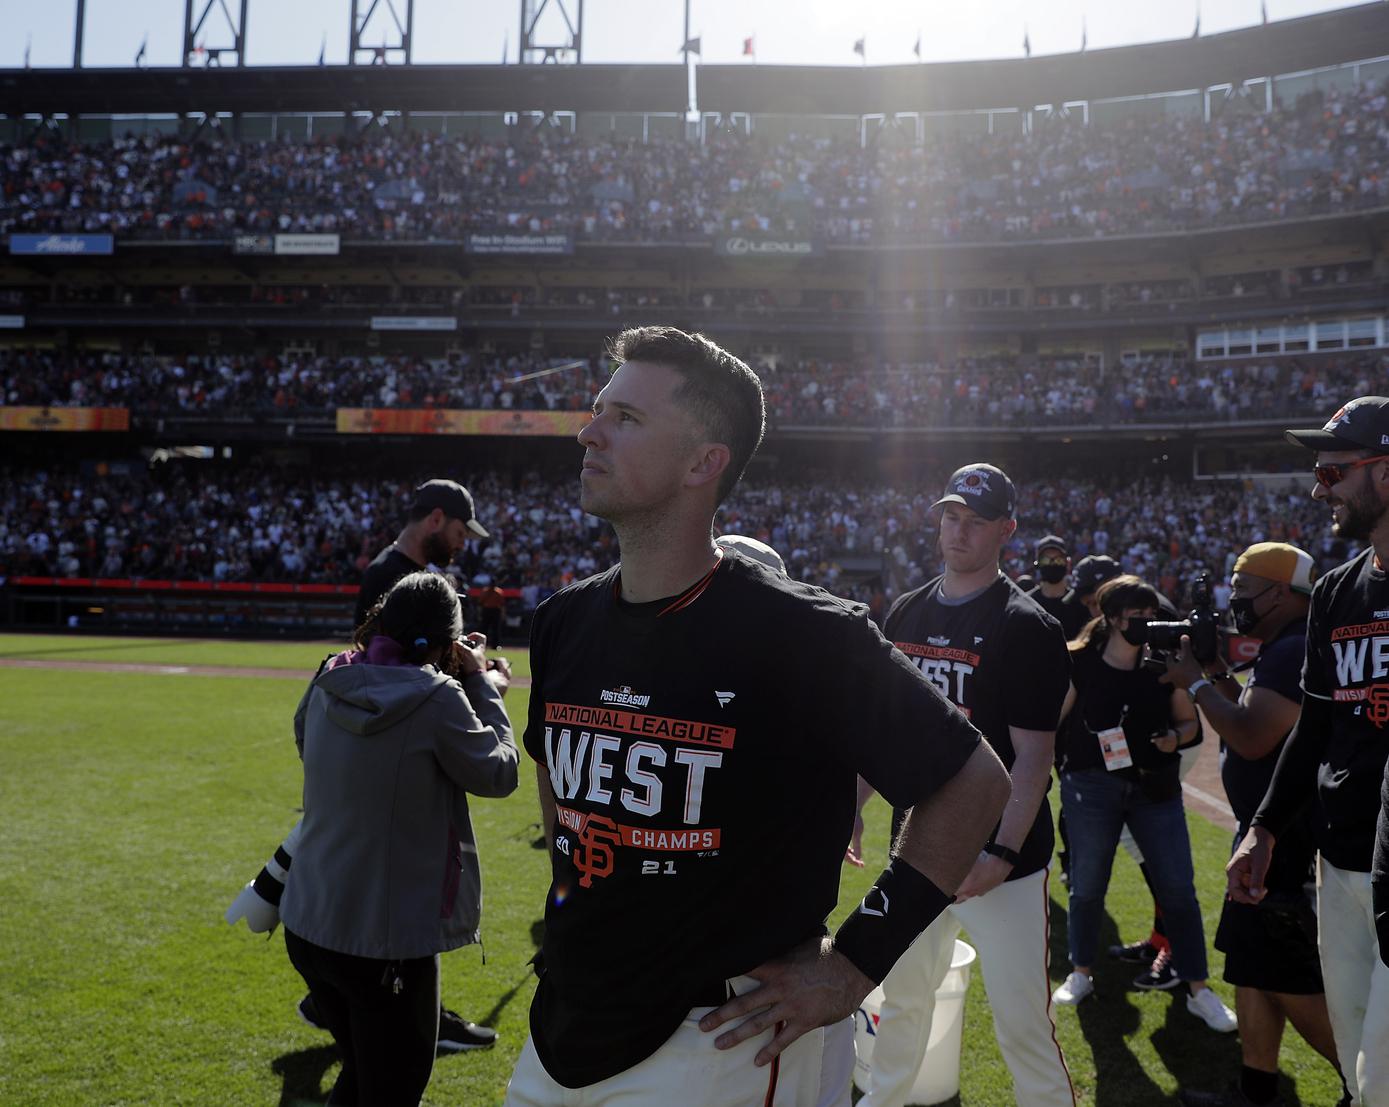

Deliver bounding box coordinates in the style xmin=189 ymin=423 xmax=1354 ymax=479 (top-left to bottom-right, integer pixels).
xmin=1333 ymin=486 xmax=1389 ymax=542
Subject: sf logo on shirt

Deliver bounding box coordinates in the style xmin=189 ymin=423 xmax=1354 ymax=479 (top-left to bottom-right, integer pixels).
xmin=1329 ymin=624 xmax=1389 ymax=728
xmin=542 ymin=698 xmax=734 ymax=884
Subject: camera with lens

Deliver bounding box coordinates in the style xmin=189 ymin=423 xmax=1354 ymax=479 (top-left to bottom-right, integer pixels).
xmin=1132 ymin=570 xmax=1222 ymax=666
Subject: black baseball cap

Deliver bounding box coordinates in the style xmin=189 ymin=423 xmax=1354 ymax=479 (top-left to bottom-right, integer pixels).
xmin=1285 ymin=396 xmax=1389 ymax=452
xmin=1067 ymin=555 xmax=1122 ymax=602
xmin=931 ymin=463 xmax=1016 ymax=522
xmin=1034 ymin=535 xmax=1069 ymax=558
xmin=411 ymin=479 xmax=489 ymax=538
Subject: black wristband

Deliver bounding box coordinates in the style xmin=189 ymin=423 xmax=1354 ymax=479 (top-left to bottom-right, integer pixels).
xmin=833 ymin=859 xmax=955 ymax=984
xmin=983 ymin=841 xmax=1022 ymax=867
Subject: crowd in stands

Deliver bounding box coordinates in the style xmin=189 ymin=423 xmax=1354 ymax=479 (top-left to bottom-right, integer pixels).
xmin=3 ymin=81 xmax=1386 ymax=245
xmin=4 ymin=346 xmax=1385 ymax=428
xmin=0 ymin=461 xmax=1352 ymax=619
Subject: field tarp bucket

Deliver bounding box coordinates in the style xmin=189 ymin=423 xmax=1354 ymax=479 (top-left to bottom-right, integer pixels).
xmin=852 ymin=938 xmax=977 ymax=1105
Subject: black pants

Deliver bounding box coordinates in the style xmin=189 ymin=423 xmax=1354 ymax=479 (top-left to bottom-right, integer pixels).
xmin=284 ymin=928 xmax=439 ymax=1107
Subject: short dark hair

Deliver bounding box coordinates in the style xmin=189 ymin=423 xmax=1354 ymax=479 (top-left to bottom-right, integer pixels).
xmin=608 ymin=325 xmax=765 ymax=501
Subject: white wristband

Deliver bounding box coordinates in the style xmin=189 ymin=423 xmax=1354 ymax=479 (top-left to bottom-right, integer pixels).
xmin=1186 ymin=678 xmax=1212 ymax=702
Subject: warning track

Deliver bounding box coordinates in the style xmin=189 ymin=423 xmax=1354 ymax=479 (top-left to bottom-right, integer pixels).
xmin=0 ymin=657 xmax=531 ymax=686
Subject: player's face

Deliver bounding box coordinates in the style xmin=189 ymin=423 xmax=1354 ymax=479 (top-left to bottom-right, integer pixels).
xmin=422 ymin=514 xmax=470 ymax=566
xmin=576 ymin=360 xmax=705 ymax=523
xmin=1313 ymin=449 xmax=1389 ymax=541
xmin=937 ymin=502 xmax=1012 ymax=574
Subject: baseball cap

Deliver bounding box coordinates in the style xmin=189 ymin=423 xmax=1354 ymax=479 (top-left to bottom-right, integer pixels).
xmin=1285 ymin=396 xmax=1389 ymax=452
xmin=1034 ymin=534 xmax=1069 ymax=558
xmin=1233 ymin=542 xmax=1317 ymax=595
xmin=931 ymin=463 xmax=1016 ymax=522
xmin=1066 ymin=555 xmax=1122 ymax=602
xmin=716 ymin=534 xmax=786 ymax=575
xmin=411 ymin=479 xmax=489 ymax=538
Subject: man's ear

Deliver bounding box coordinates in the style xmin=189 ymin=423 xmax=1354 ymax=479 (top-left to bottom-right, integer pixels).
xmin=1002 ymin=518 xmax=1018 ymax=542
xmin=686 ymin=443 xmax=732 ymax=491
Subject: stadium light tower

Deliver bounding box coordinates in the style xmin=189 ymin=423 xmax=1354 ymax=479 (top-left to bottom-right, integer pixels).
xmin=350 ymin=0 xmax=414 ymax=65
xmin=183 ymin=0 xmax=249 ymax=66
xmin=519 ymin=0 xmax=583 ymax=63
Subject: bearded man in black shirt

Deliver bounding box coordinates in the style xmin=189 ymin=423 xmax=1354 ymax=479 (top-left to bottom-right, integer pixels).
xmin=1165 ymin=543 xmax=1342 ymax=1107
xmin=504 ymin=327 xmax=1010 ymax=1107
xmin=857 ymin=464 xmax=1076 ymax=1107
xmin=1231 ymin=398 xmax=1389 ymax=1107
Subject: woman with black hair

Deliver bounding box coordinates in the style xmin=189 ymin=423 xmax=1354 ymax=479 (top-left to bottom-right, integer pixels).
xmin=280 ymin=571 xmax=518 ymax=1107
xmin=1049 ymin=575 xmax=1236 ymax=1033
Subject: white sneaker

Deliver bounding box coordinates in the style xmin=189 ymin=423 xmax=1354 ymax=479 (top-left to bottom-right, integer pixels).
xmin=1052 ymin=971 xmax=1094 ymax=1006
xmin=1186 ymin=987 xmax=1238 ymax=1032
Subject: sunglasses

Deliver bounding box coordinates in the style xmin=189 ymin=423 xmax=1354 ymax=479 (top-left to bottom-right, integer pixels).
xmin=1313 ymin=455 xmax=1387 ymax=490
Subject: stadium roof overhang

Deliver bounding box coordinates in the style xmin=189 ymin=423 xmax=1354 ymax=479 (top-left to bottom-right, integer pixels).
xmin=698 ymin=2 xmax=1389 ymax=114
xmin=0 ymin=63 xmax=687 ymax=117
xmin=1 ymin=3 xmax=1386 ymax=118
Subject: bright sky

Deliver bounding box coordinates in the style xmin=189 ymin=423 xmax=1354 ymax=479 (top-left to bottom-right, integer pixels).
xmin=0 ymin=0 xmax=1369 ymax=70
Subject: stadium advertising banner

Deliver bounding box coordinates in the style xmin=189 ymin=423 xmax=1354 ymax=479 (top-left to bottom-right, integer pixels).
xmin=337 ymin=408 xmax=590 ymax=437
xmin=232 ymin=234 xmax=275 ymax=256
xmin=369 ymin=316 xmax=459 ymax=332
xmin=0 ymin=315 xmax=23 ymax=329
xmin=8 ymin=234 xmax=115 ymax=256
xmin=0 ymin=406 xmax=130 ymax=432
xmin=713 ymin=235 xmax=823 ymax=259
xmin=464 ymin=232 xmax=575 ymax=256
xmin=273 ymin=234 xmax=341 ymax=256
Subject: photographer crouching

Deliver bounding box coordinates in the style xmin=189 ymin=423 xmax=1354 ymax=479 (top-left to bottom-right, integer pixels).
xmin=1163 ymin=544 xmax=1345 ymax=1106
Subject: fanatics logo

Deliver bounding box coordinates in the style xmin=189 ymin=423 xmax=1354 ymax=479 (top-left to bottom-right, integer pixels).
xmin=600 ymin=684 xmax=652 ymax=708
xmin=714 ymin=690 xmax=735 ymax=708
xmin=973 ymin=636 xmax=984 ymax=645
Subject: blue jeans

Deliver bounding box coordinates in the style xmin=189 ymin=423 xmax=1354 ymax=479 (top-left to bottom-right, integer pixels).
xmin=1060 ymin=767 xmax=1209 ymax=982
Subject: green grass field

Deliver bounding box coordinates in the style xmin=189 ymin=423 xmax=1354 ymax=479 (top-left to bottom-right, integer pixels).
xmin=0 ymin=634 xmax=1345 ymax=1105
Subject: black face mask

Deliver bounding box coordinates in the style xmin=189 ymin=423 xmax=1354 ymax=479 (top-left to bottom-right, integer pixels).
xmin=1229 ymin=585 xmax=1275 ymax=635
xmin=1037 ymin=563 xmax=1068 ymax=584
xmin=1120 ymin=617 xmax=1149 ymax=647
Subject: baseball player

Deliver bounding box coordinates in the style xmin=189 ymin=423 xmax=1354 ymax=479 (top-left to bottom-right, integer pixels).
xmin=857 ymin=463 xmax=1076 ymax=1107
xmin=503 ymin=326 xmax=1011 ymax=1107
xmin=1231 ymin=397 xmax=1389 ymax=1105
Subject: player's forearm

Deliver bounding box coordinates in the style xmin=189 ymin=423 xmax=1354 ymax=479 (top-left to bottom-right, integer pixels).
xmin=1252 ymin=695 xmax=1329 ymax=836
xmin=894 ymin=742 xmax=1011 ymax=894
xmin=1195 ymin=692 xmax=1279 ymax=760
xmin=991 ymin=738 xmax=1053 ymax=853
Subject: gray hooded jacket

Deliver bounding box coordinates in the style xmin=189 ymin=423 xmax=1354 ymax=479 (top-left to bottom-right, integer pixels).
xmin=280 ymin=661 xmax=518 ymax=960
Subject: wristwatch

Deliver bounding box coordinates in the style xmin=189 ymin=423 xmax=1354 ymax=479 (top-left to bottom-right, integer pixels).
xmin=1186 ymin=677 xmax=1212 ymax=702
xmin=983 ymin=842 xmax=1022 ymax=866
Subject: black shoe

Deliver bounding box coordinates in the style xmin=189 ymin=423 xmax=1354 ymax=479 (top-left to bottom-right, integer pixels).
xmin=297 ymin=994 xmax=327 ymax=1031
xmin=1108 ymin=938 xmax=1158 ymax=964
xmin=1179 ymin=1084 xmax=1282 ymax=1106
xmin=1132 ymin=949 xmax=1181 ymax=991
xmin=437 ymin=1008 xmax=498 ymax=1053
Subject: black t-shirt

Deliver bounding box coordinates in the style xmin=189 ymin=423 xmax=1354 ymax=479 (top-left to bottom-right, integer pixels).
xmin=354 ymin=546 xmax=423 ymax=627
xmin=1026 ymin=586 xmax=1089 ymax=641
xmin=522 ymin=551 xmax=982 ymax=1087
xmin=1059 ymin=645 xmax=1181 ymax=778
xmin=884 ymin=574 xmax=1070 ymax=880
xmin=1221 ymin=617 xmax=1316 ymax=894
xmin=1300 ymin=548 xmax=1389 ymax=872
xmin=1221 ymin=618 xmax=1306 ymax=826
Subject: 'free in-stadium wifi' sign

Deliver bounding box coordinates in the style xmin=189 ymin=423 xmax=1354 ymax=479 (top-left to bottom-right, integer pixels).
xmin=8 ymin=234 xmax=115 ymax=256
xmin=713 ymin=235 xmax=822 ymax=259
xmin=464 ymin=232 xmax=575 ymax=256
